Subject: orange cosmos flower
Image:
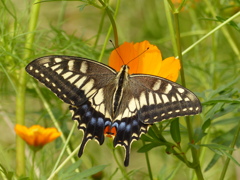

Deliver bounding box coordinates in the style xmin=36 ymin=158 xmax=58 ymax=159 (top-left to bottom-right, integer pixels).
xmin=108 ymin=40 xmax=180 ymax=82
xmin=15 ymin=124 xmax=61 ymax=148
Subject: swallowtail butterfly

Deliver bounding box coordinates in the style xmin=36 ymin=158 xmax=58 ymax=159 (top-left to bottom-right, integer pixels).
xmin=26 ymin=55 xmax=201 ymax=166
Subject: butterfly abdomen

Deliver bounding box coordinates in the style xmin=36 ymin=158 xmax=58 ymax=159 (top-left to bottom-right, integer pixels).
xmin=112 ymin=65 xmax=130 ymax=115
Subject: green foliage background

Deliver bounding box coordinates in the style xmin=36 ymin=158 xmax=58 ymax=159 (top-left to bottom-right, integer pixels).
xmin=0 ymin=0 xmax=240 ymax=179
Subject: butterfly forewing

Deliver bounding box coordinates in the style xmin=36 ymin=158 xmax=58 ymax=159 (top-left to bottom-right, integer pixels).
xmin=126 ymin=74 xmax=202 ymax=124
xmin=26 ymin=55 xmax=202 ymax=167
xmin=26 ymin=55 xmax=117 ymax=106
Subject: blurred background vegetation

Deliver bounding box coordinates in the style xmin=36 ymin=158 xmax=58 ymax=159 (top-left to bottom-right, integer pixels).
xmin=1 ymin=0 xmax=240 ymax=179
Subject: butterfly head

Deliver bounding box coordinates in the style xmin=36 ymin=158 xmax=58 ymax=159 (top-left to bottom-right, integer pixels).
xmin=120 ymin=64 xmax=129 ymax=72
xmin=119 ymin=64 xmax=130 ymax=74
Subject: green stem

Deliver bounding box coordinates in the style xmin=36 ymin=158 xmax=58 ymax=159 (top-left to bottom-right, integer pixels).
xmin=94 ymin=11 xmax=106 ymax=49
xmin=181 ymin=11 xmax=240 ymax=58
xmin=176 ymin=0 xmax=187 ymax=12
xmin=47 ymin=145 xmax=80 ymax=180
xmin=166 ymin=0 xmax=175 ymax=12
xmin=57 ymin=1 xmax=67 ymax=29
xmin=174 ymin=13 xmax=186 ymax=87
xmin=16 ymin=0 xmax=41 ymax=176
xmin=203 ymin=0 xmax=240 ymax=59
xmin=163 ymin=0 xmax=178 ymax=56
xmin=186 ymin=117 xmax=204 ymax=180
xmin=31 ymin=151 xmax=36 ymax=179
xmin=98 ymin=0 xmax=119 ymax=48
xmin=174 ymin=13 xmax=204 ymax=180
xmin=15 ymin=74 xmax=26 ymax=177
xmin=112 ymin=148 xmax=130 ymax=180
xmin=219 ymin=118 xmax=240 ymax=180
xmin=50 ymin=121 xmax=78 ymax=176
xmin=193 ymin=127 xmax=211 ymax=180
xmin=151 ymin=124 xmax=191 ymax=166
xmin=142 ymin=140 xmax=153 ymax=180
xmin=98 ymin=0 xmax=121 ymax=62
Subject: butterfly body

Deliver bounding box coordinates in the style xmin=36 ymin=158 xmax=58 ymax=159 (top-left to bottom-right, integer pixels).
xmin=26 ymin=55 xmax=201 ymax=166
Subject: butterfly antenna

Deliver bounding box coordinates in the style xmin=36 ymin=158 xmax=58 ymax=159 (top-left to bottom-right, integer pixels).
xmin=126 ymin=47 xmax=149 ymax=65
xmin=110 ymin=40 xmax=125 ymax=65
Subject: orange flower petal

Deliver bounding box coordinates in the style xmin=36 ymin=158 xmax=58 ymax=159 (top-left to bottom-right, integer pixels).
xmin=15 ymin=124 xmax=61 ymax=147
xmin=109 ymin=41 xmax=163 ymax=75
xmin=109 ymin=42 xmax=136 ymax=72
xmin=132 ymin=41 xmax=163 ymax=75
xmin=109 ymin=41 xmax=180 ymax=82
xmin=158 ymin=57 xmax=181 ymax=82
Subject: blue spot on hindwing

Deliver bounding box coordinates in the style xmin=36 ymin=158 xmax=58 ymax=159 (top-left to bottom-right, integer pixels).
xmin=126 ymin=124 xmax=131 ymax=132
xmin=132 ymin=120 xmax=138 ymax=126
xmin=105 ymin=121 xmax=111 ymax=126
xmin=90 ymin=117 xmax=96 ymax=125
xmin=86 ymin=111 xmax=91 ymax=117
xmin=97 ymin=117 xmax=104 ymax=126
xmin=82 ymin=104 xmax=88 ymax=111
xmin=118 ymin=122 xmax=126 ymax=130
xmin=112 ymin=122 xmax=119 ymax=128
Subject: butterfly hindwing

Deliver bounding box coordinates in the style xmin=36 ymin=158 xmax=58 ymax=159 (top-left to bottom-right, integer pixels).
xmin=69 ymin=103 xmax=111 ymax=157
xmin=112 ymin=116 xmax=149 ymax=166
